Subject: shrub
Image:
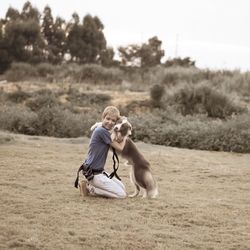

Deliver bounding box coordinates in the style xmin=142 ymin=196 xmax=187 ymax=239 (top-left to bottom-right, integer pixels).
xmin=169 ymin=84 xmax=244 ymax=118
xmin=73 ymin=64 xmax=123 ymax=84
xmin=5 ymin=62 xmax=37 ymax=82
xmin=150 ymin=84 xmax=165 ymax=107
xmin=36 ymin=63 xmax=56 ymax=77
xmin=5 ymin=89 xmax=31 ymax=103
xmin=0 ymin=105 xmax=38 ymax=135
xmin=26 ymin=90 xmax=60 ymax=111
xmin=66 ymin=88 xmax=111 ymax=107
xmin=129 ymin=111 xmax=250 ymax=153
xmin=0 ymin=104 xmax=100 ymax=138
xmin=164 ymin=57 xmax=195 ymax=67
xmin=34 ymin=106 xmax=99 ymax=137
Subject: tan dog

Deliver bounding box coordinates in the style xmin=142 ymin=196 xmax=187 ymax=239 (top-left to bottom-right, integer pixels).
xmin=113 ymin=120 xmax=158 ymax=198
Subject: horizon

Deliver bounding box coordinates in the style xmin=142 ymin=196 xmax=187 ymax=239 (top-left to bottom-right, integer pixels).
xmin=1 ymin=0 xmax=250 ymax=71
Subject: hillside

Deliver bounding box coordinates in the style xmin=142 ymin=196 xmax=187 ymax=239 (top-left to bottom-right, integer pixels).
xmin=1 ymin=131 xmax=250 ymax=249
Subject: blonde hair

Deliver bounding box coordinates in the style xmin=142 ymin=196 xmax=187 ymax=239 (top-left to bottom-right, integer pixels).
xmin=102 ymin=106 xmax=120 ymax=120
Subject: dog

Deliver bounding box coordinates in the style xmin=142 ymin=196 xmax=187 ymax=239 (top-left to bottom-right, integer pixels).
xmin=113 ymin=120 xmax=158 ymax=198
xmin=91 ymin=117 xmax=158 ymax=198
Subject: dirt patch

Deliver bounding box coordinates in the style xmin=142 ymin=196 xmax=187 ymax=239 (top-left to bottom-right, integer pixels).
xmin=0 ymin=131 xmax=250 ymax=249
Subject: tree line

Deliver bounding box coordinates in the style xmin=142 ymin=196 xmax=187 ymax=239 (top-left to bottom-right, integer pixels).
xmin=0 ymin=1 xmax=195 ymax=73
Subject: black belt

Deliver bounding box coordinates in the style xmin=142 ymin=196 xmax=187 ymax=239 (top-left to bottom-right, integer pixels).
xmin=92 ymin=169 xmax=104 ymax=175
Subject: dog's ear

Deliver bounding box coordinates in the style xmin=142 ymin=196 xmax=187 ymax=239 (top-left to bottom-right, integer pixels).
xmin=128 ymin=122 xmax=132 ymax=132
xmin=120 ymin=116 xmax=127 ymax=123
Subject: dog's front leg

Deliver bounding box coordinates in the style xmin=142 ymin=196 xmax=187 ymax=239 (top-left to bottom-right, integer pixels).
xmin=110 ymin=131 xmax=116 ymax=141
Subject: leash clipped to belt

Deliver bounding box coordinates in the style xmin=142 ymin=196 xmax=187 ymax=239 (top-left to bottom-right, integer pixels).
xmin=74 ymin=164 xmax=85 ymax=188
xmin=109 ymin=147 xmax=121 ymax=180
xmin=74 ymin=163 xmax=94 ymax=188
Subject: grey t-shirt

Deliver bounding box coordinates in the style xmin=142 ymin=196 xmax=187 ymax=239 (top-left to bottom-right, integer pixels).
xmin=84 ymin=126 xmax=111 ymax=171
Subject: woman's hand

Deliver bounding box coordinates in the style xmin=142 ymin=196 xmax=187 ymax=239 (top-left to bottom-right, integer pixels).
xmin=110 ymin=137 xmax=126 ymax=151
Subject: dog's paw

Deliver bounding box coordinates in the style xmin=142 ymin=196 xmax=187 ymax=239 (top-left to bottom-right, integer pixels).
xmin=128 ymin=192 xmax=139 ymax=198
xmin=90 ymin=122 xmax=102 ymax=131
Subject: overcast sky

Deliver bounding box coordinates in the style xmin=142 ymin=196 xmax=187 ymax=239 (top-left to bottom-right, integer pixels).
xmin=1 ymin=0 xmax=250 ymax=71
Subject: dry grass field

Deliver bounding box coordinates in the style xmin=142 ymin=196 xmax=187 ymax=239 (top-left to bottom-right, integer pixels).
xmin=0 ymin=131 xmax=250 ymax=250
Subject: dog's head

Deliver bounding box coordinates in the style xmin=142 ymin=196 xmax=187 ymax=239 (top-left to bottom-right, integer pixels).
xmin=113 ymin=116 xmax=132 ymax=140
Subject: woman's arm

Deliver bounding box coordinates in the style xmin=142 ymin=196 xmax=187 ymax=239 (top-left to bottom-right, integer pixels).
xmin=110 ymin=138 xmax=126 ymax=152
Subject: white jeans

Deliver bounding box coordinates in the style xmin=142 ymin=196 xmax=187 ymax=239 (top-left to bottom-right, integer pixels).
xmin=88 ymin=172 xmax=126 ymax=198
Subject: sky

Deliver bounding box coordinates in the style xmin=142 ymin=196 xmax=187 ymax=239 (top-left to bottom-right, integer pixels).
xmin=1 ymin=0 xmax=250 ymax=71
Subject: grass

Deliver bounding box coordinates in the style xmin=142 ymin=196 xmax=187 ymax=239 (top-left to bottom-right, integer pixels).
xmin=0 ymin=131 xmax=250 ymax=249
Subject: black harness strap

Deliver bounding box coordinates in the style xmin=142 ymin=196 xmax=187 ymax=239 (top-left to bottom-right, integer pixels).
xmin=109 ymin=147 xmax=121 ymax=180
xmin=74 ymin=164 xmax=85 ymax=189
xmin=74 ymin=163 xmax=95 ymax=188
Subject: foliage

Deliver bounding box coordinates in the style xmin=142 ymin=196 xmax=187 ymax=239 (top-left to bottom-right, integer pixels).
xmin=168 ymin=84 xmax=244 ymax=118
xmin=129 ymin=110 xmax=250 ymax=153
xmin=26 ymin=90 xmax=60 ymax=111
xmin=150 ymin=84 xmax=165 ymax=107
xmin=0 ymin=105 xmax=38 ymax=135
xmin=66 ymin=87 xmax=111 ymax=106
xmin=71 ymin=64 xmax=123 ymax=84
xmin=118 ymin=36 xmax=164 ymax=67
xmin=5 ymin=62 xmax=37 ymax=81
xmin=66 ymin=14 xmax=106 ymax=63
xmin=5 ymin=88 xmax=31 ymax=103
xmin=1 ymin=63 xmax=250 ymax=153
xmin=41 ymin=6 xmax=66 ymax=64
xmin=0 ymin=2 xmax=109 ymax=71
xmin=165 ymin=57 xmax=195 ymax=67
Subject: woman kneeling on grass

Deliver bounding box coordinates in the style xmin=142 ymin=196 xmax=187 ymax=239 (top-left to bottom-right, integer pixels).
xmin=77 ymin=106 xmax=127 ymax=198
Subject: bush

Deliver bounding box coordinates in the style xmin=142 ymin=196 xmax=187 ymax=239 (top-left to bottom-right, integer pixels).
xmin=129 ymin=111 xmax=250 ymax=153
xmin=36 ymin=63 xmax=56 ymax=77
xmin=0 ymin=105 xmax=38 ymax=135
xmin=73 ymin=64 xmax=123 ymax=84
xmin=26 ymin=90 xmax=60 ymax=111
xmin=0 ymin=104 xmax=100 ymax=138
xmin=169 ymin=84 xmax=244 ymax=118
xmin=32 ymin=106 xmax=99 ymax=137
xmin=150 ymin=84 xmax=165 ymax=107
xmin=5 ymin=89 xmax=31 ymax=103
xmin=66 ymin=88 xmax=111 ymax=107
xmin=5 ymin=62 xmax=37 ymax=82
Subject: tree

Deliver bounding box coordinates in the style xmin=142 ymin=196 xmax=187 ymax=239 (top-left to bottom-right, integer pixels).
xmin=118 ymin=36 xmax=165 ymax=67
xmin=99 ymin=47 xmax=115 ymax=67
xmin=164 ymin=57 xmax=196 ymax=67
xmin=140 ymin=36 xmax=164 ymax=67
xmin=118 ymin=44 xmax=141 ymax=66
xmin=41 ymin=5 xmax=54 ymax=45
xmin=21 ymin=1 xmax=40 ymax=22
xmin=41 ymin=6 xmax=66 ymax=63
xmin=5 ymin=7 xmax=20 ymax=21
xmin=52 ymin=17 xmax=66 ymax=63
xmin=4 ymin=1 xmax=45 ymax=63
xmin=81 ymin=14 xmax=107 ymax=63
xmin=0 ymin=19 xmax=12 ymax=72
xmin=66 ymin=13 xmax=107 ymax=63
xmin=66 ymin=12 xmax=83 ymax=62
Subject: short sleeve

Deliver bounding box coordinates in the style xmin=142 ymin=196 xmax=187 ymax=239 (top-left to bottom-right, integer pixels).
xmin=95 ymin=127 xmax=112 ymax=145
